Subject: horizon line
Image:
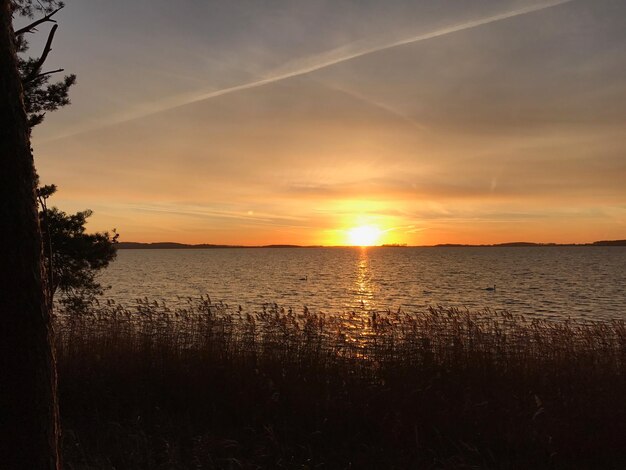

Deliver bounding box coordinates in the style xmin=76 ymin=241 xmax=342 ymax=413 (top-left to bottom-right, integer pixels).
xmin=115 ymin=239 xmax=626 ymax=249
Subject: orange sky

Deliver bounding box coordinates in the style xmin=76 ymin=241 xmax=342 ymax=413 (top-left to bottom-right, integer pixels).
xmin=28 ymin=0 xmax=626 ymax=245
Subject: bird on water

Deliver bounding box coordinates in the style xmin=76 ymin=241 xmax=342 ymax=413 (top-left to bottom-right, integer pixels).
xmin=299 ymin=275 xmax=308 ymax=281
xmin=485 ymin=285 xmax=496 ymax=291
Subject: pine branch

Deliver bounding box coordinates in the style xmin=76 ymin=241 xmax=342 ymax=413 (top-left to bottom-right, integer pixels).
xmin=31 ymin=67 xmax=64 ymax=81
xmin=22 ymin=23 xmax=57 ymax=84
xmin=14 ymin=5 xmax=63 ymax=36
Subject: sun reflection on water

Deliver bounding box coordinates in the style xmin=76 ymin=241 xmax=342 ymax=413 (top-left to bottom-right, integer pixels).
xmin=355 ymin=248 xmax=373 ymax=308
xmin=338 ymin=247 xmax=379 ymax=349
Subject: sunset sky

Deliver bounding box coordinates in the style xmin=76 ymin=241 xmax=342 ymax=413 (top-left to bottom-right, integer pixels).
xmin=28 ymin=0 xmax=626 ymax=246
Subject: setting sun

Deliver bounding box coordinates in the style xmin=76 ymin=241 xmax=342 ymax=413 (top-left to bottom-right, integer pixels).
xmin=347 ymin=225 xmax=382 ymax=246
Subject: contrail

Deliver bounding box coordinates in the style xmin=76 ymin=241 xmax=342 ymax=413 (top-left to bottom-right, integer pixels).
xmin=321 ymin=82 xmax=429 ymax=131
xmin=44 ymin=0 xmax=573 ymax=142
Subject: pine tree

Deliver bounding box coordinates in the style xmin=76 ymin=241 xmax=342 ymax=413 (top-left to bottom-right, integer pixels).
xmin=12 ymin=0 xmax=76 ymax=129
xmin=38 ymin=184 xmax=118 ymax=312
xmin=0 ymin=1 xmax=74 ymax=467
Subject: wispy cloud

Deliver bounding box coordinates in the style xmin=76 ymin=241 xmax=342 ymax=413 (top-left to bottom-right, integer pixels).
xmin=121 ymin=202 xmax=310 ymax=227
xmin=320 ymin=82 xmax=428 ymax=131
xmin=45 ymin=0 xmax=574 ymax=142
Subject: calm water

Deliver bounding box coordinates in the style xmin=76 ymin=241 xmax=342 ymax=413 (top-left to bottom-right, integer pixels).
xmin=99 ymin=247 xmax=626 ymax=320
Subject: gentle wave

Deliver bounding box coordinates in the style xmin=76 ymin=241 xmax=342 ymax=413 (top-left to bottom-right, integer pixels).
xmin=98 ymin=246 xmax=626 ymax=320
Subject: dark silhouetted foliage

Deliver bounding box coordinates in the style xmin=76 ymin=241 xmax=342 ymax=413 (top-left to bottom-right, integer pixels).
xmin=12 ymin=0 xmax=76 ymax=129
xmin=38 ymin=184 xmax=118 ymax=312
xmin=11 ymin=0 xmax=63 ymax=17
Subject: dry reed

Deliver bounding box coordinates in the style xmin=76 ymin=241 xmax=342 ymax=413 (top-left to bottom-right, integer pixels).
xmin=55 ymin=298 xmax=626 ymax=469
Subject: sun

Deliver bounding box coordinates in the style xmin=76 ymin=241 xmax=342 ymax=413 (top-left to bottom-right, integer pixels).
xmin=347 ymin=225 xmax=382 ymax=246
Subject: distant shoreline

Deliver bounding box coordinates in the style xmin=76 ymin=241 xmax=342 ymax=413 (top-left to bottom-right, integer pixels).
xmin=116 ymin=240 xmax=626 ymax=249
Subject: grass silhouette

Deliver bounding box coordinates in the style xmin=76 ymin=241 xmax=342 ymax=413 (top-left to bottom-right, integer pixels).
xmin=56 ymin=298 xmax=626 ymax=468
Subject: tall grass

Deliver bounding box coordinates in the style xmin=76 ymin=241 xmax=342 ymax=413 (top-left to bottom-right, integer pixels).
xmin=55 ymin=298 xmax=626 ymax=469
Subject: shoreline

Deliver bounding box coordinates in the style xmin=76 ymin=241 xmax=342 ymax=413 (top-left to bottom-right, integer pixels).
xmin=115 ymin=240 xmax=626 ymax=249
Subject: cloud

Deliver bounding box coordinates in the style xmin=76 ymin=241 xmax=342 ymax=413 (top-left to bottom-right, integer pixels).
xmin=44 ymin=0 xmax=574 ymax=142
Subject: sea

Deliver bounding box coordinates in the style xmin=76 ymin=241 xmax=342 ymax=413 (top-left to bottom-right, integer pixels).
xmin=98 ymin=246 xmax=626 ymax=321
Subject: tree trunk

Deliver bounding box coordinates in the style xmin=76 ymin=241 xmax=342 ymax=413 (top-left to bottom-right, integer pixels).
xmin=0 ymin=1 xmax=61 ymax=468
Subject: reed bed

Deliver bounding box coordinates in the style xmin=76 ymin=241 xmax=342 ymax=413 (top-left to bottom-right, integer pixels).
xmin=55 ymin=298 xmax=626 ymax=469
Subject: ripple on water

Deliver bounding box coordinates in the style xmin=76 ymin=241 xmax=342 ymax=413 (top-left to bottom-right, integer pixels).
xmin=97 ymin=247 xmax=626 ymax=321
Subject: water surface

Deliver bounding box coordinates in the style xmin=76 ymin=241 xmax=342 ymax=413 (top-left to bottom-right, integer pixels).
xmin=99 ymin=247 xmax=626 ymax=320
